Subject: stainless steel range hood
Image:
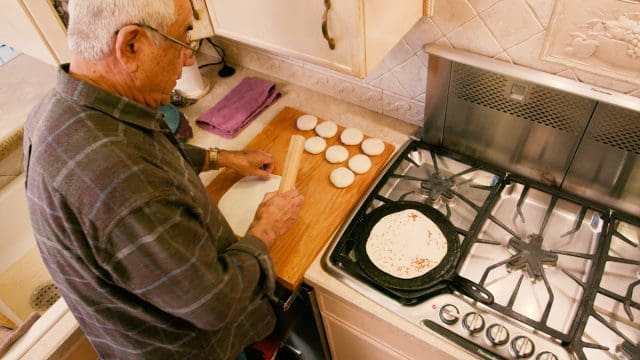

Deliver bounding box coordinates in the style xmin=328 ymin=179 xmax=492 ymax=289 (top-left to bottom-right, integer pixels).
xmin=422 ymin=44 xmax=640 ymax=216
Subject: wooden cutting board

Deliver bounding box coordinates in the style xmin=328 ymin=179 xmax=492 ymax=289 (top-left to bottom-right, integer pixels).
xmin=206 ymin=107 xmax=395 ymax=290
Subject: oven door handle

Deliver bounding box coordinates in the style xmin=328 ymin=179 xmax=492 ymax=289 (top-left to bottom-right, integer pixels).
xmin=422 ymin=320 xmax=507 ymax=360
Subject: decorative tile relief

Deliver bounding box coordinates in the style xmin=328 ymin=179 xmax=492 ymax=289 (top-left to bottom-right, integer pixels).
xmin=432 ymin=0 xmax=477 ymax=35
xmin=446 ymin=17 xmax=503 ymax=57
xmin=542 ymin=0 xmax=640 ymax=85
xmin=330 ymin=78 xmax=384 ymax=112
xmin=480 ymin=0 xmax=544 ymax=49
xmin=382 ymin=92 xmax=426 ymax=126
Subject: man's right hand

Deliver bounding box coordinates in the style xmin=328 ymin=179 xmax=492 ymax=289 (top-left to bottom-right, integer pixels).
xmin=247 ymin=189 xmax=304 ymax=248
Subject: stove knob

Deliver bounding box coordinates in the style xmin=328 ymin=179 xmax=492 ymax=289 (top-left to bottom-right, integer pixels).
xmin=536 ymin=352 xmax=558 ymax=360
xmin=486 ymin=324 xmax=509 ymax=346
xmin=511 ymin=335 xmax=535 ymax=358
xmin=462 ymin=312 xmax=485 ymax=335
xmin=439 ymin=304 xmax=460 ymax=325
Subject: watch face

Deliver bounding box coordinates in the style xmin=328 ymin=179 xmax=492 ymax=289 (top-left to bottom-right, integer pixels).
xmin=209 ymin=148 xmax=220 ymax=169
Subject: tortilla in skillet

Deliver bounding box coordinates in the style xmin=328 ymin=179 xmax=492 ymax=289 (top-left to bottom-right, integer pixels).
xmin=365 ymin=209 xmax=448 ymax=279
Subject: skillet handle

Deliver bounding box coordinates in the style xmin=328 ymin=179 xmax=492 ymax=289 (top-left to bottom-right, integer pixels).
xmin=449 ymin=275 xmax=494 ymax=305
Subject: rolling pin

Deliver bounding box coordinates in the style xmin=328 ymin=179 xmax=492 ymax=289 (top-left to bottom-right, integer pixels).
xmin=278 ymin=135 xmax=305 ymax=193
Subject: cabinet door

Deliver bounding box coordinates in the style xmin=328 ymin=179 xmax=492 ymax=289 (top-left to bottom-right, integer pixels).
xmin=0 ymin=0 xmax=67 ymax=64
xmin=205 ymin=0 xmax=364 ymax=75
xmin=323 ymin=314 xmax=408 ymax=360
xmin=190 ymin=0 xmax=215 ymax=40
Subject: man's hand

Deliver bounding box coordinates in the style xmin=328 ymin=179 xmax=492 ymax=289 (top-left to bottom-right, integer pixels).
xmin=247 ymin=189 xmax=304 ymax=248
xmin=218 ymin=150 xmax=274 ymax=180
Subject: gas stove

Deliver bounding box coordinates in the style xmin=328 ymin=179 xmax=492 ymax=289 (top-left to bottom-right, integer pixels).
xmin=323 ymin=45 xmax=640 ymax=360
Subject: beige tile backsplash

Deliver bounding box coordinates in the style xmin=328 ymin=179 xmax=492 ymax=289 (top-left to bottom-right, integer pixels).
xmin=214 ymin=0 xmax=640 ymax=125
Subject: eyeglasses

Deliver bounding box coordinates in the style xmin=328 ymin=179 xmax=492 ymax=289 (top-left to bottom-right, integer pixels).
xmin=117 ymin=22 xmax=200 ymax=54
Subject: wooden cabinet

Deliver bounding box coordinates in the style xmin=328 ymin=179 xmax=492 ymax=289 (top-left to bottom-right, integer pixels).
xmin=0 ymin=0 xmax=70 ymax=65
xmin=316 ymin=289 xmax=456 ymax=359
xmin=323 ymin=314 xmax=408 ymax=359
xmin=205 ymin=0 xmax=425 ymax=77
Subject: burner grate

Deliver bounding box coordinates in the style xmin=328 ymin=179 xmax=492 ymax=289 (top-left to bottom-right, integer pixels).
xmin=569 ymin=213 xmax=640 ymax=360
xmin=328 ymin=142 xmax=505 ymax=304
xmin=464 ymin=178 xmax=610 ymax=345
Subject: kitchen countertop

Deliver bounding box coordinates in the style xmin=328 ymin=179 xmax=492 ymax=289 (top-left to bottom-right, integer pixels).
xmin=187 ymin=65 xmax=472 ymax=358
xmin=181 ymin=63 xmax=417 ymax=185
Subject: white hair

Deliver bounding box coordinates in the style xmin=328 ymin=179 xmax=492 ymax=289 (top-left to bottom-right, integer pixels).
xmin=67 ymin=0 xmax=176 ymax=60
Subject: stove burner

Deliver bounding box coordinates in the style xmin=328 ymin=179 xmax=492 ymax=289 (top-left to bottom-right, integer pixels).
xmin=420 ymin=172 xmax=457 ymax=206
xmin=617 ymin=340 xmax=640 ymax=360
xmin=506 ymin=234 xmax=559 ymax=281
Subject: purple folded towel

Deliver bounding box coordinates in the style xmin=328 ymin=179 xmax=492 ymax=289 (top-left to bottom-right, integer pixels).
xmin=197 ymin=77 xmax=281 ymax=138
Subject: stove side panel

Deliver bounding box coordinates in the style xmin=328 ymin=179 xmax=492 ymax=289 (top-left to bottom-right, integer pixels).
xmin=563 ymin=103 xmax=640 ymax=216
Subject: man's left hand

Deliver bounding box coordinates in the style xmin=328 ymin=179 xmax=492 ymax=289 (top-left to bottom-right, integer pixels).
xmin=218 ymin=150 xmax=274 ymax=180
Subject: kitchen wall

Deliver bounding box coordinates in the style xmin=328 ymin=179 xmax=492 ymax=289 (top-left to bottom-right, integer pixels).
xmin=210 ymin=0 xmax=640 ymax=125
xmin=0 ymin=53 xmax=56 ymax=188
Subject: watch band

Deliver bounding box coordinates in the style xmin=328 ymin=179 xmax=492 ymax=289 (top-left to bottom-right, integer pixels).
xmin=208 ymin=147 xmax=221 ymax=170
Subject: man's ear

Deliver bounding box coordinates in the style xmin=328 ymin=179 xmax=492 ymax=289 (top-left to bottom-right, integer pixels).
xmin=114 ymin=25 xmax=143 ymax=73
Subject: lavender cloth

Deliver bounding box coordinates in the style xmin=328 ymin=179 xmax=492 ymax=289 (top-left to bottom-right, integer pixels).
xmin=196 ymin=77 xmax=280 ymax=138
xmin=0 ymin=312 xmax=41 ymax=357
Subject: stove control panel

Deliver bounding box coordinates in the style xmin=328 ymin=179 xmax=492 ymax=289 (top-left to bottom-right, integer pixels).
xmin=419 ymin=294 xmax=569 ymax=360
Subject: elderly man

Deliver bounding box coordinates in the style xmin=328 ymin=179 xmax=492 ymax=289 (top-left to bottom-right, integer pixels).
xmin=23 ymin=0 xmax=303 ymax=359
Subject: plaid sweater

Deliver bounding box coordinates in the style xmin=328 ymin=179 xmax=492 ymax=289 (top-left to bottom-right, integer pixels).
xmin=23 ymin=65 xmax=276 ymax=360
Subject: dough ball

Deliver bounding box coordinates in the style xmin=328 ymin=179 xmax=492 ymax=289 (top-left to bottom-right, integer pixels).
xmin=304 ymin=136 xmax=327 ymax=154
xmin=330 ymin=167 xmax=355 ymax=188
xmin=340 ymin=128 xmax=364 ymax=145
xmin=325 ymin=145 xmax=349 ymax=164
xmin=296 ymin=114 xmax=318 ymax=131
xmin=315 ymin=121 xmax=338 ymax=138
xmin=348 ymin=154 xmax=372 ymax=174
xmin=361 ymin=138 xmax=385 ymax=156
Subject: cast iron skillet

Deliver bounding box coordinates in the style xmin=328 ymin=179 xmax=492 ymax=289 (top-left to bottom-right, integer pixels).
xmin=354 ymin=201 xmax=494 ymax=305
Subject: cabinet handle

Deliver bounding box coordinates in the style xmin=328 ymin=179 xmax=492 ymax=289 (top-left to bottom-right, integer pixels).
xmin=188 ymin=0 xmax=200 ymax=20
xmin=322 ymin=0 xmax=336 ymax=50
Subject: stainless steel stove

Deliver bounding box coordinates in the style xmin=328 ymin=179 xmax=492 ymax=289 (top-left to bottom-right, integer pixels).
xmin=323 ymin=45 xmax=640 ymax=360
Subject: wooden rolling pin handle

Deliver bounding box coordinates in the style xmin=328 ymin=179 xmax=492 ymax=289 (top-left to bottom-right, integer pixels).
xmin=278 ymin=135 xmax=305 ymax=193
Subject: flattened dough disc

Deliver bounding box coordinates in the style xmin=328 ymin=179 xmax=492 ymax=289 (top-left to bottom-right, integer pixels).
xmin=218 ymin=175 xmax=281 ymax=236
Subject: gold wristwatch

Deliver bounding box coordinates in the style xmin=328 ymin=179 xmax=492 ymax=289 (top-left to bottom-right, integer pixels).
xmin=208 ymin=147 xmax=221 ymax=170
